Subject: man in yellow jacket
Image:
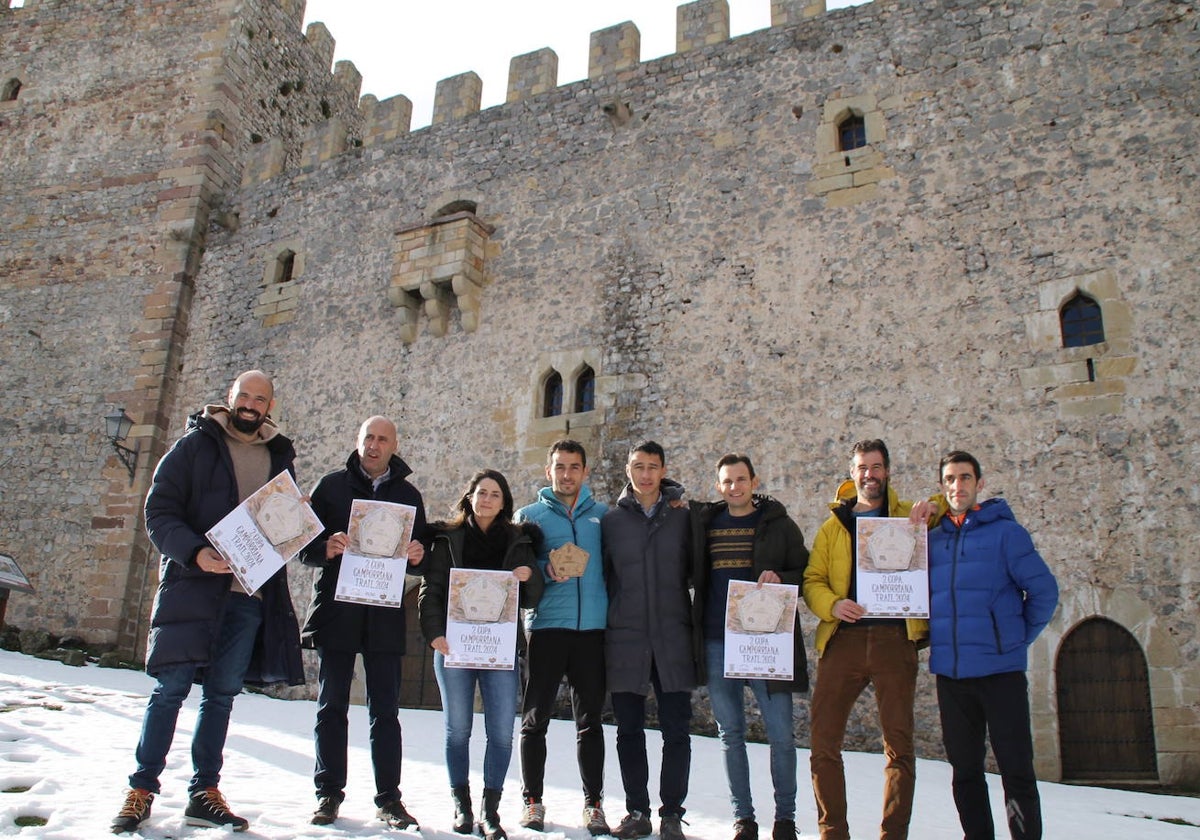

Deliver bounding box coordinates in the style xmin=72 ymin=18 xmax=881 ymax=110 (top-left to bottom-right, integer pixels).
xmin=802 ymin=439 xmax=929 ymax=840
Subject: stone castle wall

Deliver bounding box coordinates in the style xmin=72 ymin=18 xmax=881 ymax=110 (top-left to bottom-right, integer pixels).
xmin=1 ymin=0 xmax=1197 ymax=786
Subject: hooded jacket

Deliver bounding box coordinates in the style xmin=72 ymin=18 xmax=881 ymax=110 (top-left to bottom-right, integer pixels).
xmin=691 ymin=495 xmax=811 ymax=693
xmin=515 ymin=484 xmax=608 ymax=632
xmin=802 ymin=479 xmax=929 ymax=657
xmin=927 ymin=497 xmax=1058 ymax=679
xmin=602 ymin=480 xmax=695 ymax=695
xmin=143 ymin=407 xmax=304 ymax=685
xmin=299 ymin=451 xmax=427 ymax=654
xmin=418 ymin=520 xmax=544 ymax=645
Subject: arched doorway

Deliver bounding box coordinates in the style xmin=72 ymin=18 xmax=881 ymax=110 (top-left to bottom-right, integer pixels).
xmin=1056 ymin=617 xmax=1157 ymax=781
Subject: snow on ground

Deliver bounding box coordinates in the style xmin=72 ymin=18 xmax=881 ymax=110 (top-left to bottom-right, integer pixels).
xmin=0 ymin=650 xmax=1197 ymax=838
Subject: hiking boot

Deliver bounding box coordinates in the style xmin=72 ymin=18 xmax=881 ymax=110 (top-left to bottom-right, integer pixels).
xmin=733 ymin=818 xmax=759 ymax=840
xmin=184 ymin=788 xmax=249 ymax=832
xmin=311 ymin=794 xmax=341 ymax=826
xmin=377 ymin=798 xmax=419 ymax=830
xmin=583 ymin=803 xmax=611 ymax=836
xmin=660 ymin=814 xmax=688 ymax=840
xmin=111 ymin=788 xmax=154 ymax=834
xmin=612 ymin=810 xmax=653 ymax=839
xmin=519 ymin=798 xmax=546 ymax=831
xmin=771 ymin=819 xmax=797 ymax=840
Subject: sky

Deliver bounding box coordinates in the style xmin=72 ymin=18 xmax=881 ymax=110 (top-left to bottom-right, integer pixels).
xmin=301 ymin=0 xmax=869 ymax=129
xmin=3 ymin=650 xmax=1200 ymax=838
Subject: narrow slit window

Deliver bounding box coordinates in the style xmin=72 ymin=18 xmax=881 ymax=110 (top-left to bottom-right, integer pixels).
xmin=542 ymin=371 xmax=563 ymax=418
xmin=1060 ymin=292 xmax=1104 ymax=348
xmin=274 ymin=250 xmax=295 ymax=284
xmin=574 ymin=366 xmax=595 ymax=413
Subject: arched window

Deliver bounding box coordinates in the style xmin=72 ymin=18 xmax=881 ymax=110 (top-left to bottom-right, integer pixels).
xmin=574 ymin=365 xmax=595 ymax=413
xmin=838 ymin=113 xmax=866 ymax=151
xmin=1060 ymin=291 xmax=1104 ymax=348
xmin=542 ymin=371 xmax=563 ymax=418
xmin=1 ymin=78 xmax=21 ymax=102
xmin=273 ymin=249 xmax=295 ymax=284
xmin=433 ymin=199 xmax=477 ymax=218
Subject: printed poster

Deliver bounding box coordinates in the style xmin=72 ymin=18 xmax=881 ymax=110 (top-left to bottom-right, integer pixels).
xmin=444 ymin=568 xmax=519 ymax=670
xmin=334 ymin=499 xmax=418 ymax=607
xmin=723 ymin=580 xmax=799 ymax=680
xmin=205 ymin=471 xmax=322 ymax=595
xmin=0 ymin=553 xmax=34 ymax=594
xmin=854 ymin=517 xmax=930 ymax=618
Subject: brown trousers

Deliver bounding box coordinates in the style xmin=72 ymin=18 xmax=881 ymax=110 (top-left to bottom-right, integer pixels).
xmin=809 ymin=623 xmax=918 ymax=840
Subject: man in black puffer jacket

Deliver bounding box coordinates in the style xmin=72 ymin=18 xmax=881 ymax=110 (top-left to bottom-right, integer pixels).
xmin=299 ymin=416 xmax=428 ymax=830
xmin=113 ymin=370 xmax=304 ymax=835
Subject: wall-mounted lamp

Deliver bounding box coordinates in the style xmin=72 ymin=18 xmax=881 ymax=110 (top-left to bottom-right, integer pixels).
xmin=104 ymin=407 xmax=139 ymax=484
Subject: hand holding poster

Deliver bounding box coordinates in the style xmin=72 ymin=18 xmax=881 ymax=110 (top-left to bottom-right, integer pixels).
xmin=854 ymin=517 xmax=930 ymax=618
xmin=206 ymin=471 xmax=322 ymax=595
xmin=444 ymin=568 xmax=519 ymax=670
xmin=723 ymin=580 xmax=799 ymax=680
xmin=334 ymin=499 xmax=418 ymax=607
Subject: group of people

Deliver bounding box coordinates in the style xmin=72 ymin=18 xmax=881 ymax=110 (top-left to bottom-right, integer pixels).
xmin=110 ymin=369 xmax=1059 ymax=840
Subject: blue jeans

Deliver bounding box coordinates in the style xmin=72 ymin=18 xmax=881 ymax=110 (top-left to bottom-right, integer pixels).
xmin=705 ymin=639 xmax=797 ymax=822
xmin=434 ymin=652 xmax=520 ymax=790
xmin=129 ymin=592 xmax=263 ymax=794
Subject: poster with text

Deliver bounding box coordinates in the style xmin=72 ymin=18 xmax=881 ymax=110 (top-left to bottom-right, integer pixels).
xmin=206 ymin=471 xmax=322 ymax=595
xmin=723 ymin=580 xmax=798 ymax=680
xmin=444 ymin=568 xmax=519 ymax=670
xmin=0 ymin=553 xmax=34 ymax=594
xmin=334 ymin=499 xmax=418 ymax=607
xmin=854 ymin=517 xmax=930 ymax=618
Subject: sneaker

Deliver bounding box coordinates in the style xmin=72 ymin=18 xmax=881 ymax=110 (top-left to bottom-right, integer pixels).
xmin=184 ymin=788 xmax=249 ymax=832
xmin=311 ymin=794 xmax=341 ymax=826
xmin=612 ymin=810 xmax=653 ymax=839
xmin=733 ymin=818 xmax=759 ymax=840
xmin=377 ymin=799 xmax=419 ymax=830
xmin=771 ymin=819 xmax=797 ymax=840
xmin=583 ymin=803 xmax=611 ymax=836
xmin=111 ymin=788 xmax=154 ymax=834
xmin=520 ymin=798 xmax=546 ymax=831
xmin=659 ymin=814 xmax=688 ymax=840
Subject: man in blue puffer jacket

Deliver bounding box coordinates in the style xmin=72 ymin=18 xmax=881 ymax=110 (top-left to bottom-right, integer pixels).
xmin=514 ymin=439 xmax=611 ymax=836
xmin=927 ymin=451 xmax=1058 ymax=840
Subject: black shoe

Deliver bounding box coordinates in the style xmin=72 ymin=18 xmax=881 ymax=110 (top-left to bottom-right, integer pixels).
xmin=311 ymin=794 xmax=341 ymax=826
xmin=771 ymin=819 xmax=797 ymax=840
xmin=612 ymin=811 xmax=653 ymax=839
xmin=660 ymin=814 xmax=688 ymax=840
xmin=451 ymin=785 xmax=474 ymax=834
xmin=377 ymin=798 xmax=419 ymax=830
xmin=733 ymin=818 xmax=759 ymax=840
xmin=184 ymin=788 xmax=249 ymax=832
xmin=479 ymin=788 xmax=507 ymax=840
xmin=111 ymin=788 xmax=154 ymax=834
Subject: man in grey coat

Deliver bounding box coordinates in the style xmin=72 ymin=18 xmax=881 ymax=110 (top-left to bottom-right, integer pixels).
xmin=602 ymin=441 xmax=695 ymax=840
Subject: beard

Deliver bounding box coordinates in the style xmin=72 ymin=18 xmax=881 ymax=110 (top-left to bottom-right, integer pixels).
xmin=230 ymin=409 xmax=265 ymax=434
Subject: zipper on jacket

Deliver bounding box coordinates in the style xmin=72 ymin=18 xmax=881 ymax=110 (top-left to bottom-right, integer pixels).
xmin=570 ymin=516 xmax=582 ymax=631
xmin=949 ymin=526 xmax=962 ymax=678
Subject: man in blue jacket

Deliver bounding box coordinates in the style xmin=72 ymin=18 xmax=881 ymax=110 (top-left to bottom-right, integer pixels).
xmin=515 ymin=439 xmax=611 ymax=836
xmin=112 ymin=370 xmax=304 ymax=835
xmin=928 ymin=451 xmax=1058 ymax=840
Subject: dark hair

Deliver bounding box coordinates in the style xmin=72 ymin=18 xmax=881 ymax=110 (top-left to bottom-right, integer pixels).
xmin=716 ymin=453 xmax=756 ymax=479
xmin=548 ymin=438 xmax=587 ymax=468
xmin=938 ymin=451 xmax=982 ymax=481
xmin=850 ymin=438 xmax=890 ymax=470
xmin=628 ymin=440 xmax=666 ymax=465
xmin=448 ymin=469 xmax=515 ymax=527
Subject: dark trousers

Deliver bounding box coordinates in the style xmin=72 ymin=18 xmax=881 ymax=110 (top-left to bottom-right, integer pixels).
xmin=610 ymin=660 xmax=692 ymax=818
xmin=519 ymin=629 xmax=607 ymax=804
xmin=936 ymin=671 xmax=1042 ymax=840
xmin=314 ymin=648 xmax=404 ymax=806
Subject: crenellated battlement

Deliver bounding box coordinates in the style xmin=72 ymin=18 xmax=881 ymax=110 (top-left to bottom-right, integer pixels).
xmin=243 ymin=0 xmax=852 ymax=180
